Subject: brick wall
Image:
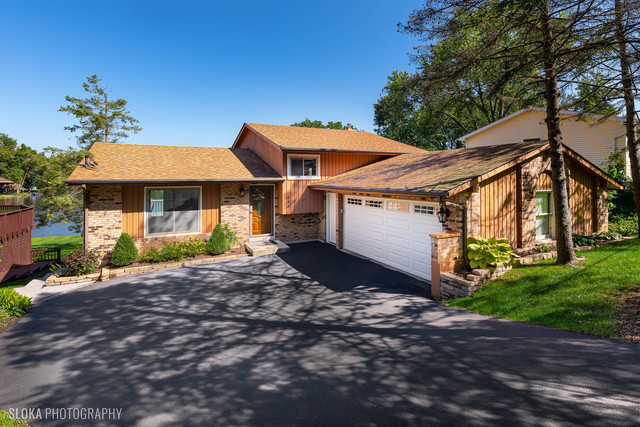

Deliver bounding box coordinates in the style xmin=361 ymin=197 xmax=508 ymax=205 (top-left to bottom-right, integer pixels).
xmin=429 ymin=231 xmax=462 ymax=298
xmin=596 ymin=186 xmax=608 ymax=232
xmin=221 ymin=182 xmax=252 ymax=244
xmin=86 ymin=184 xmax=122 ymax=255
xmin=273 ymin=186 xmax=322 ymax=242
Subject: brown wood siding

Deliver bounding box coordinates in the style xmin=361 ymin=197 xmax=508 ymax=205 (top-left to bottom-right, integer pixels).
xmin=569 ymin=160 xmax=595 ymax=235
xmin=480 ymin=167 xmax=518 ymax=246
xmin=279 ymin=151 xmax=390 ymax=214
xmin=122 ymin=183 xmax=220 ymax=238
xmin=236 ymin=130 xmax=284 ymax=175
xmin=536 ymin=171 xmax=553 ymax=190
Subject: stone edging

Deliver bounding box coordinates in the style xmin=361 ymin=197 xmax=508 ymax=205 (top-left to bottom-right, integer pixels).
xmin=440 ymin=263 xmax=512 ymax=299
xmin=45 ymin=252 xmax=248 ymax=286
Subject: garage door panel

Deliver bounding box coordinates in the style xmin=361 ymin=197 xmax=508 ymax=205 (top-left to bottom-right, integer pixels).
xmin=386 ymin=234 xmax=410 ymax=250
xmin=385 ymin=251 xmax=411 ymax=268
xmin=386 ymin=217 xmax=411 ymax=231
xmin=344 ymin=196 xmax=440 ymax=280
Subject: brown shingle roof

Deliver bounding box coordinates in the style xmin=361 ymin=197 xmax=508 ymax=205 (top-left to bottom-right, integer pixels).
xmin=311 ymin=141 xmax=620 ymax=196
xmin=67 ymin=143 xmax=283 ymax=184
xmin=0 ymin=177 xmax=13 ymax=184
xmin=239 ymin=123 xmax=425 ymax=153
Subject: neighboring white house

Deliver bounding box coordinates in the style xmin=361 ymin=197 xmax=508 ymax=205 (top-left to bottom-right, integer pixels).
xmin=459 ymin=107 xmax=630 ymax=175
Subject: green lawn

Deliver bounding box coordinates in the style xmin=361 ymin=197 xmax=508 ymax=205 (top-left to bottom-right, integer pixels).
xmin=0 ymin=235 xmax=82 ymax=289
xmin=447 ymin=239 xmax=640 ymax=339
xmin=31 ymin=235 xmax=82 ymax=257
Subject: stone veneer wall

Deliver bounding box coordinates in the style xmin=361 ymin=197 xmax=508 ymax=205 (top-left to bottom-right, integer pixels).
xmin=429 ymin=232 xmax=463 ymax=298
xmin=221 ymin=182 xmax=251 ymax=244
xmin=85 ymin=184 xmax=123 ymax=255
xmin=442 ymin=189 xmax=480 ymax=238
xmin=597 ymin=186 xmax=608 ymax=232
xmin=520 ymin=155 xmax=551 ymax=247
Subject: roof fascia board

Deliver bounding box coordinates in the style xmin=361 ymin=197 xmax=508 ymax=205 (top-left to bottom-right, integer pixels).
xmin=281 ymin=147 xmax=409 ymax=155
xmin=309 ymin=184 xmax=449 ymax=197
xmin=67 ymin=177 xmax=285 ymax=185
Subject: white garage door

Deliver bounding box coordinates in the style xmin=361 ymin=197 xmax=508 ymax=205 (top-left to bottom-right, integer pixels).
xmin=343 ymin=196 xmax=441 ymax=280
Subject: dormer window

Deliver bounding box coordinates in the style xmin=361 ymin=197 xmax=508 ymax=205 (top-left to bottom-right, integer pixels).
xmin=287 ymin=154 xmax=320 ymax=180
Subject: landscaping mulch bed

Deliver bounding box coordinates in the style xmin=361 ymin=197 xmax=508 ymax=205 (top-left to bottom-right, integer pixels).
xmin=616 ymin=285 xmax=640 ymax=343
xmin=109 ymin=246 xmax=248 ymax=269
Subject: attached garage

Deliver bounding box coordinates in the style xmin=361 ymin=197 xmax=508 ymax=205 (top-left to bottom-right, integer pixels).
xmin=342 ymin=195 xmax=441 ymax=280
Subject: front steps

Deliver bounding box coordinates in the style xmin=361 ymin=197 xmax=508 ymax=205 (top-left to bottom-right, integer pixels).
xmin=245 ymin=240 xmax=290 ymax=256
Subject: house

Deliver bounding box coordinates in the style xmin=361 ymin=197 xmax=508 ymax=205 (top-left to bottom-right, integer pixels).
xmin=459 ymin=107 xmax=630 ymax=175
xmin=67 ymin=124 xmax=621 ymax=293
xmin=0 ymin=177 xmax=13 ymax=193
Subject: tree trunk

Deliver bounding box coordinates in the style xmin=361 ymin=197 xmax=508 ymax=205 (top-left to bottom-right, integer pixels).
xmin=615 ymin=0 xmax=640 ymax=238
xmin=540 ymin=0 xmax=577 ymax=264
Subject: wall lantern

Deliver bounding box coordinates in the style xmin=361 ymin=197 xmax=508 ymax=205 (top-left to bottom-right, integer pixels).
xmin=437 ymin=202 xmax=449 ymax=223
xmin=239 ymin=185 xmax=246 ymax=197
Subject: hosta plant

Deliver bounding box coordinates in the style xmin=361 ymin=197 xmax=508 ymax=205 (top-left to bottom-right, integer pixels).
xmin=0 ymin=288 xmax=32 ymax=317
xmin=467 ymin=237 xmax=517 ymax=269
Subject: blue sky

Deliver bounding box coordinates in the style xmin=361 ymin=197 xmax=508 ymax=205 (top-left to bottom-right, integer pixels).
xmin=0 ymin=0 xmax=421 ymax=152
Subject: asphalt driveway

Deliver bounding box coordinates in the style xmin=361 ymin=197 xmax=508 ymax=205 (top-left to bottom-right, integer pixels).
xmin=0 ymin=242 xmax=639 ymax=426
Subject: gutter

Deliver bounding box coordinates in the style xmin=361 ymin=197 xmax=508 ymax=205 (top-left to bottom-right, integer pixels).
xmin=67 ymin=177 xmax=286 ymax=185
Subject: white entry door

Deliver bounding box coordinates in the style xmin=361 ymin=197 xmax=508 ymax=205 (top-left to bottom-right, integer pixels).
xmin=326 ymin=193 xmax=337 ymax=244
xmin=343 ymin=195 xmax=441 ymax=280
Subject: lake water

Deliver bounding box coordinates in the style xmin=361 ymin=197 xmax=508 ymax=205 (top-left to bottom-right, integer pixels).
xmin=0 ymin=195 xmax=77 ymax=237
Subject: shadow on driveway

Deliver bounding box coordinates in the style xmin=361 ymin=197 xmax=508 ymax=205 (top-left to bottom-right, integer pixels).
xmin=278 ymin=241 xmax=430 ymax=296
xmin=0 ymin=254 xmax=638 ymax=426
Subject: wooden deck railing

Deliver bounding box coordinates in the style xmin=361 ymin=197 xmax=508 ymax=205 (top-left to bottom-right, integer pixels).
xmin=0 ymin=205 xmax=35 ymax=238
xmin=32 ymin=247 xmax=61 ymax=263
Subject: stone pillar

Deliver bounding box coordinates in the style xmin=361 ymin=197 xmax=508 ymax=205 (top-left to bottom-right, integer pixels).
xmin=221 ymin=182 xmax=251 ymax=244
xmin=429 ymin=232 xmax=462 ymax=299
xmin=85 ymin=184 xmax=123 ymax=256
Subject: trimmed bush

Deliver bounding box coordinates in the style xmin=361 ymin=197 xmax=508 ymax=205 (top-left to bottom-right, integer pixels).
xmin=111 ymin=233 xmax=138 ymax=266
xmin=56 ymin=249 xmax=100 ymax=276
xmin=179 ymin=239 xmax=207 ymax=257
xmin=207 ymin=224 xmax=228 ymax=255
xmin=221 ymin=223 xmax=239 ymax=247
xmin=0 ymin=288 xmax=32 ymax=317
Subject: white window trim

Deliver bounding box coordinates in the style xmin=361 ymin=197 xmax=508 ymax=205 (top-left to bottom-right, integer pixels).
xmin=143 ymin=186 xmax=203 ymax=238
xmin=535 ymin=190 xmax=554 ymax=240
xmin=287 ymin=154 xmax=321 ymax=180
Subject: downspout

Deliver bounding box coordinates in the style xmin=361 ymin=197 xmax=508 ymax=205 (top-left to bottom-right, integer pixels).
xmin=439 ymin=196 xmax=468 ymax=268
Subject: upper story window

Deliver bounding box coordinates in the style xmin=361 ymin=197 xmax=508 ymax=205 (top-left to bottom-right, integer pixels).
xmin=287 ymin=154 xmax=320 ymax=180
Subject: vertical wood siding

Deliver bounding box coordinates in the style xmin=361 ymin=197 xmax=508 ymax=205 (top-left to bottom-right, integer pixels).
xmin=122 ymin=183 xmax=220 ymax=238
xmin=278 ymin=151 xmax=390 ymax=214
xmin=480 ymin=167 xmax=518 ymax=246
xmin=235 ymin=130 xmax=284 ymax=175
xmin=569 ymin=160 xmax=595 ymax=235
xmin=536 ymin=171 xmax=553 ymax=190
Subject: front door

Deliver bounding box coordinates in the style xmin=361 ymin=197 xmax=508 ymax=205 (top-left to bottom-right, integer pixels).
xmin=251 ymin=186 xmax=273 ymax=236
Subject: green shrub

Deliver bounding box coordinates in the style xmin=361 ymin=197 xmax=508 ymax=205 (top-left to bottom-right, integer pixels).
xmin=159 ymin=241 xmax=184 ymax=261
xmin=56 ymin=249 xmax=100 ymax=276
xmin=0 ymin=288 xmax=32 ymax=317
xmin=221 ymin=223 xmax=239 ymax=247
xmin=140 ymin=247 xmax=163 ymax=263
xmin=467 ymin=237 xmax=517 ymax=269
xmin=179 ymin=238 xmax=207 ymax=257
xmin=592 ymin=230 xmax=622 ymax=241
xmin=467 ymin=237 xmax=517 ymax=268
xmin=609 ymin=216 xmax=638 ymax=237
xmin=572 ymin=233 xmax=598 ymax=247
xmin=534 ymin=244 xmax=552 ymax=253
xmin=110 ymin=233 xmax=138 ymax=266
xmin=207 ymin=224 xmax=228 ymax=255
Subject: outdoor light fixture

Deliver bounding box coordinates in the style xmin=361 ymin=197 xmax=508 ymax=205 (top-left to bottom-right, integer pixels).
xmin=239 ymin=184 xmax=246 ymax=197
xmin=437 ymin=203 xmax=449 ymax=223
